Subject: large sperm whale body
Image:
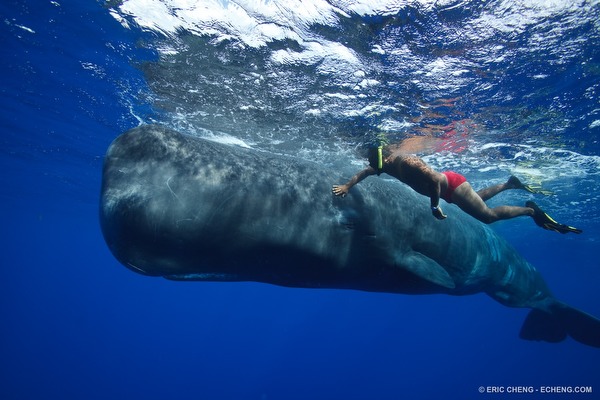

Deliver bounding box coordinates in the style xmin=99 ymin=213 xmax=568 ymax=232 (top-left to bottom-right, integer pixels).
xmin=100 ymin=125 xmax=600 ymax=348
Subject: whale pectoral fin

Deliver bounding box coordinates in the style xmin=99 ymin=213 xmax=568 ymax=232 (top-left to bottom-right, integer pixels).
xmin=400 ymin=251 xmax=455 ymax=289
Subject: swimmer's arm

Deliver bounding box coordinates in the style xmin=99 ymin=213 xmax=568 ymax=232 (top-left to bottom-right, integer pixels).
xmin=429 ymin=177 xmax=447 ymax=220
xmin=332 ymin=167 xmax=376 ymax=197
xmin=429 ymin=179 xmax=441 ymax=209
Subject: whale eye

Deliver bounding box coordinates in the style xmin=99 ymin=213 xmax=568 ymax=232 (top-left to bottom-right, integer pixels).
xmin=337 ymin=209 xmax=359 ymax=230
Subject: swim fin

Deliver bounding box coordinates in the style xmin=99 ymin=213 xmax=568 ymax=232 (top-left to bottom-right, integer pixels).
xmin=526 ymin=201 xmax=582 ymax=234
xmin=508 ymin=175 xmax=553 ymax=196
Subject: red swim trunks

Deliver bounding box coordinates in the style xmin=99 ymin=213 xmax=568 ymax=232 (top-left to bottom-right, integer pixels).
xmin=441 ymin=171 xmax=467 ymax=203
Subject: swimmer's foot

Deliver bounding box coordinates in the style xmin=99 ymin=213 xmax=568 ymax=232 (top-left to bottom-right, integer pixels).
xmin=526 ymin=201 xmax=582 ymax=234
xmin=508 ymin=176 xmax=553 ymax=196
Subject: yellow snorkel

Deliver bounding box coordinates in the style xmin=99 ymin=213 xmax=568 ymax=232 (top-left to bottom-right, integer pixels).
xmin=370 ymin=130 xmax=388 ymax=175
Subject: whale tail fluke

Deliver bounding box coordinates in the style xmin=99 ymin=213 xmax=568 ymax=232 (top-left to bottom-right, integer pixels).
xmin=520 ymin=301 xmax=600 ymax=348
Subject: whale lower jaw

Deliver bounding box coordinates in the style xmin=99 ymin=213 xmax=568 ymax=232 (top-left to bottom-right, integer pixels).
xmin=166 ymin=273 xmax=242 ymax=281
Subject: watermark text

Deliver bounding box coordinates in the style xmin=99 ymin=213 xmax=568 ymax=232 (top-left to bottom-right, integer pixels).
xmin=478 ymin=386 xmax=593 ymax=395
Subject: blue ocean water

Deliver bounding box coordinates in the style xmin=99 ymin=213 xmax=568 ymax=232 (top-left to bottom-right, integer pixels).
xmin=1 ymin=1 xmax=599 ymax=399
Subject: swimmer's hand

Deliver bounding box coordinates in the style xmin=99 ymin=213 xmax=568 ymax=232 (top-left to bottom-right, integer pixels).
xmin=332 ymin=184 xmax=349 ymax=197
xmin=432 ymin=206 xmax=447 ymax=220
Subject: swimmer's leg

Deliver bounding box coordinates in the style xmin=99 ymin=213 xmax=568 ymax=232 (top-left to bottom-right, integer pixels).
xmin=476 ymin=180 xmax=511 ymax=202
xmin=454 ymin=183 xmax=534 ymax=224
xmin=477 ymin=176 xmax=553 ymax=201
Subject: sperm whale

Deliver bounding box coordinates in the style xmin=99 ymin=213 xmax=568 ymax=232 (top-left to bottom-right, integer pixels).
xmin=100 ymin=125 xmax=600 ymax=348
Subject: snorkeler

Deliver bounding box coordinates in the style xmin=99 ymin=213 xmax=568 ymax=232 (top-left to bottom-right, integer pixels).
xmin=332 ymin=143 xmax=582 ymax=234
